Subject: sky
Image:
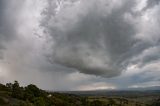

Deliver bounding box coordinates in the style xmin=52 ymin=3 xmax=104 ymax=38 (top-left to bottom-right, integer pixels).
xmin=0 ymin=0 xmax=160 ymax=91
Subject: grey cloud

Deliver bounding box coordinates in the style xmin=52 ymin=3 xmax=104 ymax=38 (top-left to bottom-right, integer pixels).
xmin=41 ymin=0 xmax=142 ymax=77
xmin=144 ymin=0 xmax=160 ymax=10
xmin=0 ymin=0 xmax=10 ymax=59
xmin=0 ymin=0 xmax=24 ymax=60
xmin=41 ymin=0 xmax=160 ymax=78
xmin=103 ymin=61 xmax=160 ymax=89
xmin=0 ymin=0 xmax=160 ymax=90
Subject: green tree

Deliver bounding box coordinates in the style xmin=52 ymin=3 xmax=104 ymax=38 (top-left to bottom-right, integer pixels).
xmin=25 ymin=84 xmax=41 ymax=97
xmin=81 ymin=97 xmax=88 ymax=106
xmin=11 ymin=81 xmax=24 ymax=99
xmin=149 ymin=98 xmax=160 ymax=106
xmin=6 ymin=83 xmax=12 ymax=91
xmin=90 ymin=100 xmax=103 ymax=106
xmin=33 ymin=97 xmax=45 ymax=106
xmin=24 ymin=84 xmax=44 ymax=102
xmin=18 ymin=100 xmax=33 ymax=106
xmin=108 ymin=98 xmax=116 ymax=106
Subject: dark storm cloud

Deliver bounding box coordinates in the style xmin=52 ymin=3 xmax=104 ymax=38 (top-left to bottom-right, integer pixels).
xmin=0 ymin=1 xmax=14 ymax=39
xmin=144 ymin=0 xmax=160 ymax=10
xmin=52 ymin=1 xmax=137 ymax=77
xmin=0 ymin=0 xmax=9 ymax=59
xmin=40 ymin=0 xmax=160 ymax=78
xmin=41 ymin=0 xmax=136 ymax=77
xmin=0 ymin=0 xmax=23 ymax=60
xmin=0 ymin=0 xmax=160 ymax=90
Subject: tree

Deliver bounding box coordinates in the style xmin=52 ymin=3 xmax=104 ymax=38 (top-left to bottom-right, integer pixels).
xmin=90 ymin=100 xmax=103 ymax=106
xmin=18 ymin=100 xmax=33 ymax=106
xmin=81 ymin=97 xmax=88 ymax=106
xmin=6 ymin=83 xmax=12 ymax=91
xmin=33 ymin=97 xmax=45 ymax=106
xmin=108 ymin=98 xmax=116 ymax=106
xmin=149 ymin=98 xmax=160 ymax=106
xmin=11 ymin=81 xmax=24 ymax=99
xmin=24 ymin=84 xmax=44 ymax=102
xmin=0 ymin=83 xmax=8 ymax=91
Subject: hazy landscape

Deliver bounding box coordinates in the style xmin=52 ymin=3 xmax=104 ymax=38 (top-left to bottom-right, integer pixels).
xmin=0 ymin=81 xmax=160 ymax=106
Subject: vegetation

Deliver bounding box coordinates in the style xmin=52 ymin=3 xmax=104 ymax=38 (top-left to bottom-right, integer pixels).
xmin=0 ymin=81 xmax=159 ymax=106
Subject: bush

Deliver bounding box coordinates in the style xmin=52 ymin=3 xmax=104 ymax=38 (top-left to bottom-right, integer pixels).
xmin=33 ymin=97 xmax=45 ymax=106
xmin=0 ymin=97 xmax=9 ymax=105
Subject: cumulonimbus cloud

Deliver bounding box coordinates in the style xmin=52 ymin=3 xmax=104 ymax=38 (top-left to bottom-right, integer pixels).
xmin=0 ymin=0 xmax=159 ymax=90
xmin=41 ymin=0 xmax=160 ymax=77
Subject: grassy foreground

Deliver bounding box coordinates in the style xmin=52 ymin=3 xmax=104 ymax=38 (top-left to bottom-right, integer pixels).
xmin=0 ymin=81 xmax=160 ymax=106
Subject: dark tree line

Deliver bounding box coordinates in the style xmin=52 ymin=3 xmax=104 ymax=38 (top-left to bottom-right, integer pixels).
xmin=5 ymin=81 xmax=50 ymax=106
xmin=1 ymin=81 xmax=159 ymax=106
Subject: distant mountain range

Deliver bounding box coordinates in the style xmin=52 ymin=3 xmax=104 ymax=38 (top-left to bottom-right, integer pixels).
xmin=64 ymin=86 xmax=160 ymax=96
xmin=125 ymin=86 xmax=160 ymax=91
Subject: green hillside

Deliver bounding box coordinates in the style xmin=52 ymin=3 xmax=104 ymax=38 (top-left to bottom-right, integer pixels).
xmin=0 ymin=81 xmax=159 ymax=106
